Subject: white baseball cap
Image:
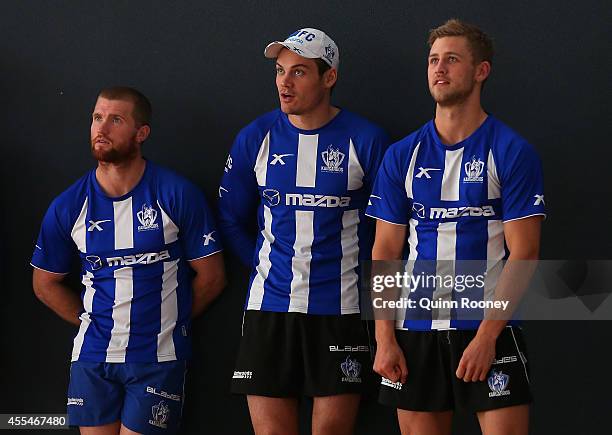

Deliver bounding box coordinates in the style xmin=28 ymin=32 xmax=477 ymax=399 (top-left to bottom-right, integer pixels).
xmin=264 ymin=28 xmax=339 ymax=69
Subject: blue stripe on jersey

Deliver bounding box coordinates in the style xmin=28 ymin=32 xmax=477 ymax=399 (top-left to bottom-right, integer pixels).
xmin=307 ymin=210 xmax=343 ymax=315
xmin=260 ymin=205 xmax=294 ymax=312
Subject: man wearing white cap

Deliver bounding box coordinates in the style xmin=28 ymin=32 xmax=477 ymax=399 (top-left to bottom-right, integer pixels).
xmin=219 ymin=28 xmax=389 ymax=435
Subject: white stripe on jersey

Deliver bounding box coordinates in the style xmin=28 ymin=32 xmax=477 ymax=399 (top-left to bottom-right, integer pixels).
xmin=71 ymin=271 xmax=95 ymax=361
xmin=347 ymin=139 xmax=364 ymax=191
xmin=405 ymin=142 xmax=420 ymax=199
xmin=71 ymin=197 xmax=88 ymax=253
xmin=441 ymin=149 xmax=464 ymax=201
xmin=248 ymin=205 xmax=275 ymax=310
xmin=487 ymin=149 xmax=501 ymax=199
xmin=340 ymin=209 xmax=360 ymax=313
xmin=106 ymin=267 xmax=133 ymax=362
xmin=296 ymin=134 xmax=318 ymax=188
xmin=158 ymin=259 xmax=179 ymax=361
xmin=484 ymin=220 xmax=505 ymax=302
xmin=113 ymin=197 xmax=134 ymax=250
xmin=396 ymin=218 xmax=419 ymax=328
xmin=288 ymin=210 xmax=315 ymax=311
xmin=255 ymin=132 xmax=270 ymax=186
xmin=158 ymin=200 xmax=179 ymax=244
xmin=431 ymin=222 xmax=457 ymax=330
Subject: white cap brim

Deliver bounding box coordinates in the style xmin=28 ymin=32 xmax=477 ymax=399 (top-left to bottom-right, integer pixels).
xmin=264 ymin=41 xmax=323 ymax=61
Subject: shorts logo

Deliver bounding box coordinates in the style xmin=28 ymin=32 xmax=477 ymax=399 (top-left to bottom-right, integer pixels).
xmin=262 ymin=189 xmax=281 ymax=207
xmin=340 ymin=356 xmax=362 ymax=383
xmin=149 ymin=400 xmax=170 ymax=429
xmin=137 ymin=204 xmax=159 ymax=231
xmin=232 ymin=371 xmax=253 ymax=379
xmin=146 ymin=386 xmax=181 ymax=402
xmin=329 ymin=345 xmax=370 ymax=352
xmin=225 ymin=155 xmax=233 ymax=173
xmin=492 ymin=355 xmax=518 ymax=365
xmin=381 ymin=377 xmax=403 ymax=390
xmin=67 ymin=397 xmax=84 ymax=406
xmin=463 ymin=156 xmax=484 ymax=183
xmin=488 ymin=370 xmax=511 ymax=397
xmin=321 ymin=145 xmax=345 ymax=173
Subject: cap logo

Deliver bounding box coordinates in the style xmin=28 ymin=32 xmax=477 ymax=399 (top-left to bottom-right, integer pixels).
xmin=287 ymin=30 xmax=316 ymax=44
xmin=324 ymin=44 xmax=335 ymax=61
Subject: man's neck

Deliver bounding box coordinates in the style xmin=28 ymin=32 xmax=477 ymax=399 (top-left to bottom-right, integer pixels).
xmin=287 ymin=104 xmax=340 ymax=131
xmin=95 ymin=156 xmax=146 ymax=197
xmin=434 ymin=95 xmax=488 ymax=145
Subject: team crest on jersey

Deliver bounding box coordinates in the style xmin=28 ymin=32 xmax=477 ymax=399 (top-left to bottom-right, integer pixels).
xmin=137 ymin=204 xmax=159 ymax=231
xmin=321 ymin=144 xmax=345 ymax=173
xmin=340 ymin=356 xmax=362 ymax=383
xmin=487 ymin=370 xmax=511 ymax=397
xmin=463 ymin=156 xmax=484 ymax=183
xmin=149 ymin=400 xmax=170 ymax=429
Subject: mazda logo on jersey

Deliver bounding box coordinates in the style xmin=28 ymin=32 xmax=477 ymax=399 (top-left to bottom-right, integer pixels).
xmin=85 ymin=250 xmax=171 ymax=269
xmin=412 ymin=203 xmax=496 ymax=220
xmin=262 ymin=189 xmax=281 ymax=207
xmin=85 ymin=255 xmax=103 ymax=270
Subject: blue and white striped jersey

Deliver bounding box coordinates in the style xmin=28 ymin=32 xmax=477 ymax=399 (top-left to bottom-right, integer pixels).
xmin=366 ymin=116 xmax=546 ymax=330
xmin=219 ymin=109 xmax=389 ymax=315
xmin=31 ymin=161 xmax=221 ymax=362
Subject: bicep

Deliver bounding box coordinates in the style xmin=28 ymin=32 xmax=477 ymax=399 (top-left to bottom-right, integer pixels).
xmin=372 ymin=220 xmax=407 ymax=260
xmin=503 ymin=216 xmax=543 ymax=259
xmin=188 ymin=252 xmax=226 ymax=282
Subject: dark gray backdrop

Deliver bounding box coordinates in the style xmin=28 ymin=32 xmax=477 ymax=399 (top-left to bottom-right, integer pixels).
xmin=0 ymin=1 xmax=610 ymax=434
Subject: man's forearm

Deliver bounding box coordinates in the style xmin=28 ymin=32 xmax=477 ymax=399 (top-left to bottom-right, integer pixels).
xmin=191 ymin=275 xmax=226 ymax=318
xmin=34 ymin=280 xmax=82 ymax=326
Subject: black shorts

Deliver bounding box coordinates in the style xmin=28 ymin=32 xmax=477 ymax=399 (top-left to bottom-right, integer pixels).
xmin=231 ymin=310 xmax=374 ymax=397
xmin=379 ymin=326 xmax=532 ymax=412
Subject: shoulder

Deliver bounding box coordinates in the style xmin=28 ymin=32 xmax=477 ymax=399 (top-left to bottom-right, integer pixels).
xmin=43 ymin=170 xmax=92 ymax=230
xmin=488 ymin=117 xmax=541 ymax=166
xmin=387 ymin=123 xmax=429 ymax=160
xmin=148 ymin=162 xmax=203 ymax=196
xmin=50 ymin=170 xmax=91 ymax=212
xmin=236 ymin=109 xmax=283 ymax=142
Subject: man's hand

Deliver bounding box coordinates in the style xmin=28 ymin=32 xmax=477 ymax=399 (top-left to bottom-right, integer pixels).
xmin=374 ymin=339 xmax=408 ymax=384
xmin=455 ymin=332 xmax=496 ymax=382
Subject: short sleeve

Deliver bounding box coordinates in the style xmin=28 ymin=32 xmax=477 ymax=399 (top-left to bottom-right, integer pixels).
xmin=31 ymin=199 xmax=75 ymax=273
xmin=174 ymin=183 xmax=223 ymax=261
xmin=498 ymin=141 xmax=546 ymax=222
xmin=365 ymin=144 xmax=413 ymax=225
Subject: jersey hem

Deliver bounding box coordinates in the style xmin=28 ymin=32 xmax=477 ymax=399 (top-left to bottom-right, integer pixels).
xmin=502 ymin=213 xmax=546 ymax=223
xmin=187 ymin=249 xmax=223 ymax=261
xmin=364 ymin=213 xmax=408 ymax=226
xmin=30 ymin=263 xmax=69 ymax=275
xmin=71 ymin=354 xmax=184 ymax=363
xmin=245 ymin=305 xmax=361 ymax=315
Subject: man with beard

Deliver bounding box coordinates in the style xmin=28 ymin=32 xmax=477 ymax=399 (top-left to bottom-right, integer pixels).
xmin=218 ymin=28 xmax=389 ymax=435
xmin=366 ymin=20 xmax=545 ymax=435
xmin=31 ymin=87 xmax=225 ymax=435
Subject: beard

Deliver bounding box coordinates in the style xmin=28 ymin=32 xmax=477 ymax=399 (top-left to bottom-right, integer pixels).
xmin=430 ymin=80 xmax=476 ymax=107
xmin=91 ymin=136 xmax=139 ymax=164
